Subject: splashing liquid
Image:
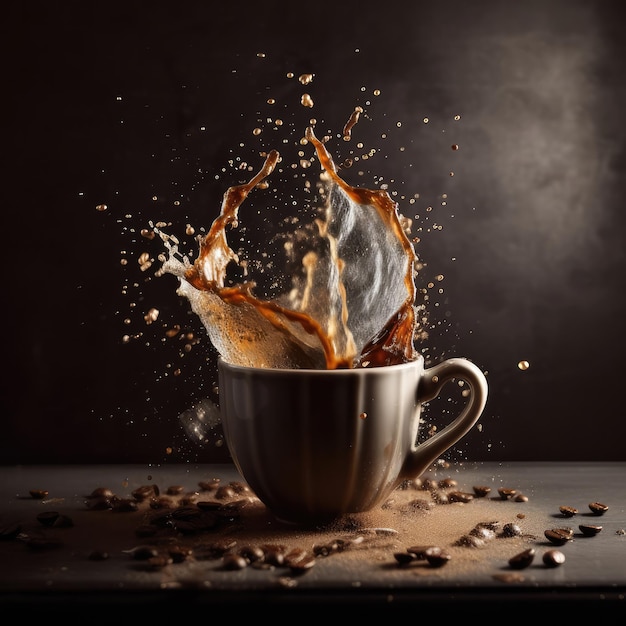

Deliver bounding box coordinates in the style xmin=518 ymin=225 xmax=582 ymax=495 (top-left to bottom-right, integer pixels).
xmin=157 ymin=126 xmax=421 ymax=370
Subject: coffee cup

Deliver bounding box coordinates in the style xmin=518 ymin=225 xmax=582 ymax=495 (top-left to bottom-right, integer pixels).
xmin=218 ymin=355 xmax=488 ymax=525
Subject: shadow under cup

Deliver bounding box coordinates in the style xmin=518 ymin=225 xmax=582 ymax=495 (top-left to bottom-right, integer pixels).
xmin=217 ymin=355 xmax=488 ymax=526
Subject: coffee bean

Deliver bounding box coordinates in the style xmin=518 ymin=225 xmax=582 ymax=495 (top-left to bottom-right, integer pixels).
xmin=222 ymin=553 xmax=248 ymax=570
xmin=424 ymin=546 xmax=451 ymax=568
xmin=556 ymin=527 xmax=574 ymax=539
xmin=438 ymin=478 xmax=458 ymax=489
xmin=420 ymin=478 xmax=438 ymax=491
xmin=559 ymin=505 xmax=578 ymax=517
xmin=544 ymin=528 xmax=573 ymax=545
xmin=132 ymin=485 xmax=159 ymax=501
xmin=29 ymin=489 xmax=49 ymax=500
xmin=284 ymin=548 xmax=316 ymax=573
xmin=198 ymin=478 xmax=221 ymax=492
xmin=166 ymin=485 xmax=185 ymax=496
xmin=284 ymin=547 xmax=310 ymax=566
xmin=448 ymin=491 xmax=474 ymax=503
xmin=406 ymin=545 xmax=433 ymax=559
xmin=239 ymin=545 xmax=265 ymax=564
xmin=214 ymin=485 xmax=236 ymax=499
xmin=288 ymin=556 xmax=317 ymax=574
xmin=261 ymin=544 xmax=287 ymax=566
xmin=543 ymin=549 xmax=565 ymax=568
xmin=410 ymin=478 xmax=424 ymax=490
xmin=394 ymin=551 xmax=417 ymax=565
xmin=472 ymin=485 xmax=492 ymax=498
xmin=508 ymin=548 xmax=535 ymax=570
xmin=588 ymin=502 xmax=609 ymax=516
xmin=578 ymin=524 xmax=602 ymax=537
xmin=497 ymin=488 xmax=516 ymax=500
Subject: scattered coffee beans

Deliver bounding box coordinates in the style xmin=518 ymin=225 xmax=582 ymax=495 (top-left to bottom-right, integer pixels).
xmin=6 ymin=473 xmax=615 ymax=587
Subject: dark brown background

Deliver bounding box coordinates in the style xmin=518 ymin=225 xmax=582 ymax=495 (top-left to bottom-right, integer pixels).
xmin=2 ymin=0 xmax=625 ymax=464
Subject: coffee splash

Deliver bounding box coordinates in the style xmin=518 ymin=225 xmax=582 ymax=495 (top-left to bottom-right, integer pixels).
xmin=156 ymin=124 xmax=424 ymax=370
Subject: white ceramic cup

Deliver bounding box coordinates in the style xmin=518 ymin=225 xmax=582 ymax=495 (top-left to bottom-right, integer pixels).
xmin=218 ymin=355 xmax=488 ymax=525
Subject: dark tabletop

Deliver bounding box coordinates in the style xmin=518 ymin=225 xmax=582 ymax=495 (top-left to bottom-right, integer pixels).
xmin=0 ymin=462 xmax=624 ymax=615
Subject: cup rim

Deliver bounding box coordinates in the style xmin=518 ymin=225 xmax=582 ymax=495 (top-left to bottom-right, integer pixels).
xmin=217 ymin=354 xmax=424 ymax=374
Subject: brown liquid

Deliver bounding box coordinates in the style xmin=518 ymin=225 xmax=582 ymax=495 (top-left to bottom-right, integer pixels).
xmin=158 ymin=125 xmax=420 ymax=370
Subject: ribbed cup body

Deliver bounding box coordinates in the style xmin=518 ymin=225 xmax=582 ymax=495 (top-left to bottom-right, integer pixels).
xmin=218 ymin=359 xmax=425 ymax=525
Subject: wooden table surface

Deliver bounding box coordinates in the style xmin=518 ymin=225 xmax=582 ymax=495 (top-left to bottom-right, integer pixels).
xmin=1 ymin=462 xmax=624 ymax=615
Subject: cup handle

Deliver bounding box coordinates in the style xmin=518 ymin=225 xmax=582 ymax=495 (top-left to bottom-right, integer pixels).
xmin=403 ymin=358 xmax=488 ymax=479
